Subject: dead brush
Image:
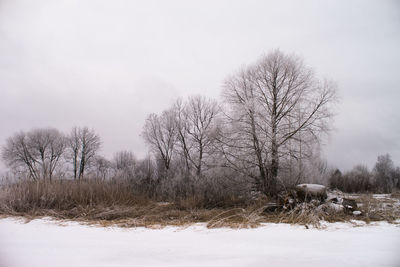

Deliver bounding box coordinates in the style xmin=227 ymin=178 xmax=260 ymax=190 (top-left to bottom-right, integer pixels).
xmin=259 ymin=200 xmax=353 ymax=228
xmin=356 ymin=194 xmax=400 ymax=223
xmin=390 ymin=191 xmax=400 ymax=199
xmin=273 ymin=194 xmax=400 ymax=227
xmin=275 ymin=202 xmax=322 ymax=227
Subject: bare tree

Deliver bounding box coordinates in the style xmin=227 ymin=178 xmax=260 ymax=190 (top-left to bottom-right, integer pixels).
xmin=142 ymin=109 xmax=177 ymax=174
xmin=29 ymin=128 xmax=66 ymax=180
xmin=112 ymin=150 xmax=136 ymax=179
xmin=2 ymin=131 xmax=40 ymax=180
xmin=78 ymin=127 xmax=101 ymax=179
xmin=134 ymin=155 xmax=157 ymax=195
xmin=374 ymin=154 xmax=396 ymax=193
xmin=222 ymin=50 xmax=337 ymax=196
xmin=174 ymin=99 xmax=192 ymax=175
xmin=68 ymin=127 xmax=80 ymax=180
xmin=1 ymin=128 xmax=66 ymax=180
xmin=92 ymin=155 xmax=112 ymax=180
xmin=174 ymin=96 xmax=221 ymax=176
xmin=394 ymin=167 xmax=400 ymax=190
xmin=67 ymin=127 xmax=101 ymax=180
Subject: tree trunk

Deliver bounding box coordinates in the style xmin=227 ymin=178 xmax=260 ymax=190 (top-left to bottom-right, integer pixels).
xmin=79 ymin=152 xmax=85 ymax=180
xmin=196 ymin=141 xmax=203 ymax=176
xmin=250 ymin=110 xmax=267 ymax=193
xmin=269 ymin=142 xmax=278 ymax=196
xmin=267 ymin=86 xmax=279 ymax=197
xmin=72 ymin=149 xmax=78 ymax=180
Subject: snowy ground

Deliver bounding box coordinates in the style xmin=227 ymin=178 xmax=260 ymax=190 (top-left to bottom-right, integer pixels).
xmin=0 ymin=218 xmax=399 ymax=267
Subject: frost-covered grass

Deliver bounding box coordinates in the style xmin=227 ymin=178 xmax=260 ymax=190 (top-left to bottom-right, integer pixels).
xmin=0 ymin=218 xmax=399 ymax=267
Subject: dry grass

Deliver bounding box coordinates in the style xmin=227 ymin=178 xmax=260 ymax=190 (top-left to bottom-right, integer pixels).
xmin=355 ymin=194 xmax=400 ymax=223
xmin=0 ymin=179 xmax=261 ymax=228
xmin=1 ymin=180 xmax=399 ymax=228
xmin=0 ymin=179 xmax=148 ymax=212
xmin=390 ymin=191 xmax=400 ymax=199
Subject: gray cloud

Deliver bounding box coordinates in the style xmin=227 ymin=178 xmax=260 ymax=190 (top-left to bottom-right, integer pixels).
xmin=0 ymin=0 xmax=399 ymax=171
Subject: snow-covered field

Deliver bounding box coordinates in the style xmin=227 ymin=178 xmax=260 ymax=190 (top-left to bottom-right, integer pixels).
xmin=0 ymin=218 xmax=399 ymax=267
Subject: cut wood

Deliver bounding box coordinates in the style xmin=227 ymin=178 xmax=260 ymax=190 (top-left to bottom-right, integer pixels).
xmin=295 ymin=184 xmax=327 ymax=201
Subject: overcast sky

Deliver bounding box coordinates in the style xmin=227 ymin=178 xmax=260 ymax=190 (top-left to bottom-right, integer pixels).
xmin=0 ymin=0 xmax=399 ymax=171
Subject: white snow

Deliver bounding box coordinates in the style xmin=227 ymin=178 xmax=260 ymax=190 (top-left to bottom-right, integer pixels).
xmin=323 ymin=202 xmax=344 ymax=211
xmin=296 ymin=184 xmax=326 ymax=194
xmin=297 ymin=184 xmax=326 ymax=190
xmin=373 ymin=194 xmax=392 ymax=199
xmin=0 ymin=218 xmax=399 ymax=267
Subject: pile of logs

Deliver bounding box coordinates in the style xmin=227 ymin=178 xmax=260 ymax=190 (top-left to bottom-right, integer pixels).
xmin=264 ymin=184 xmax=361 ymax=215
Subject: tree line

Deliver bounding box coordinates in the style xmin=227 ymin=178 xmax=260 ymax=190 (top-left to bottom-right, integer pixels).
xmin=2 ymin=50 xmax=398 ymax=197
xmin=329 ymin=154 xmax=400 ymax=193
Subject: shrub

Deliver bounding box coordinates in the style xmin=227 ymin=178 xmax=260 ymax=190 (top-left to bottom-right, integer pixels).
xmin=329 ymin=165 xmax=373 ymax=193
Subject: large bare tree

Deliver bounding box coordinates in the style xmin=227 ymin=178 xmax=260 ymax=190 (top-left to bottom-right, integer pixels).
xmin=174 ymin=96 xmax=221 ymax=176
xmin=67 ymin=127 xmax=101 ymax=180
xmin=29 ymin=128 xmax=66 ymax=180
xmin=2 ymin=128 xmax=66 ymax=180
xmin=142 ymin=109 xmax=177 ymax=174
xmin=222 ymin=50 xmax=337 ymax=196
xmin=2 ymin=131 xmax=39 ymax=180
